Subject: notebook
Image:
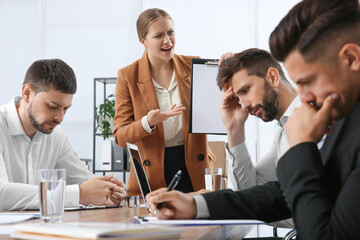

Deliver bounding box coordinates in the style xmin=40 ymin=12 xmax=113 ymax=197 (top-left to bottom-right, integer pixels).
xmin=126 ymin=143 xmax=152 ymax=212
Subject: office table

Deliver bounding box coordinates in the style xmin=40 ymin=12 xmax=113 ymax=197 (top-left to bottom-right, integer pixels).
xmin=0 ymin=206 xmax=254 ymax=239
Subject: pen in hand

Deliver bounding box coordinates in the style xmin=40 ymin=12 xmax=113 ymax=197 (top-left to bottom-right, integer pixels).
xmin=154 ymin=170 xmax=182 ymax=214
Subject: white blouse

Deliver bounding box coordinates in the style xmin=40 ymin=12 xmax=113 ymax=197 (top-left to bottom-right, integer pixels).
xmin=141 ymin=71 xmax=184 ymax=147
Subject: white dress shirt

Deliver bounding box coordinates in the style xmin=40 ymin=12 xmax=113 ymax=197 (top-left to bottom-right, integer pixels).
xmin=0 ymin=97 xmax=93 ymax=211
xmin=141 ymin=72 xmax=184 ymax=147
xmin=226 ymin=96 xmax=302 ymax=192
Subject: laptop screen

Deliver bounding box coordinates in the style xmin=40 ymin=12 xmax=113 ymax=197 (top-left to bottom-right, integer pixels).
xmin=126 ymin=143 xmax=151 ymax=210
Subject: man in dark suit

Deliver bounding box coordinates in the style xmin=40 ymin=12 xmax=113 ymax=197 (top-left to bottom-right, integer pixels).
xmin=146 ymin=0 xmax=360 ymax=239
xmin=267 ymin=0 xmax=360 ymax=239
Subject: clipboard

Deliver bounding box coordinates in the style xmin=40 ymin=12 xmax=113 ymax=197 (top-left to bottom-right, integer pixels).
xmin=190 ymin=58 xmax=226 ymax=135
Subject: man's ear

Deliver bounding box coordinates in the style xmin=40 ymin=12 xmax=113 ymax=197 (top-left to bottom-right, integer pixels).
xmin=22 ymin=84 xmax=33 ymax=103
xmin=339 ymin=43 xmax=360 ymax=71
xmin=266 ymin=67 xmax=280 ymax=87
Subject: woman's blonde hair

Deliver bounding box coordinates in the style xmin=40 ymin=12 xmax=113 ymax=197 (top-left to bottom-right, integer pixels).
xmin=136 ymin=8 xmax=173 ymax=42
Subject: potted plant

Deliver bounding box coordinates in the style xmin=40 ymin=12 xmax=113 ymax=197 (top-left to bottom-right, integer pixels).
xmin=95 ymin=94 xmax=128 ymax=171
xmin=95 ymin=94 xmax=115 ymax=139
xmin=95 ymin=94 xmax=115 ymax=171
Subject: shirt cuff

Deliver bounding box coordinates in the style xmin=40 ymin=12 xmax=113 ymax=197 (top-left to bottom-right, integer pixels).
xmin=193 ymin=195 xmax=210 ymax=219
xmin=227 ymin=141 xmax=250 ymax=165
xmin=65 ymin=184 xmax=80 ymax=208
xmin=141 ymin=116 xmax=155 ymax=134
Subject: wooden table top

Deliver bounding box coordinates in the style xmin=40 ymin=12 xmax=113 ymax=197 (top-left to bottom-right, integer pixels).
xmin=0 ymin=206 xmax=254 ymax=239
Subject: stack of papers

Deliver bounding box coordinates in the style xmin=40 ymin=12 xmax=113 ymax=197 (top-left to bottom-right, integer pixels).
xmin=11 ymin=222 xmax=183 ymax=240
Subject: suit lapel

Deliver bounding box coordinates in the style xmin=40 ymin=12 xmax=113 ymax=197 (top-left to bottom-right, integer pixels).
xmin=320 ymin=118 xmax=345 ymax=165
xmin=172 ymin=55 xmax=191 ymax=107
xmin=136 ymin=52 xmax=160 ymax=111
xmin=320 ymin=100 xmax=360 ymax=165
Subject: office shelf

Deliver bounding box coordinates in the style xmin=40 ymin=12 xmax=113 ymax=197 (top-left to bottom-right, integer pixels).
xmin=93 ymin=77 xmax=129 ymax=184
xmin=94 ymin=170 xmax=129 ymax=173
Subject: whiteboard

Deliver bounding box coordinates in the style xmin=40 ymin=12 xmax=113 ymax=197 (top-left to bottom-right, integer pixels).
xmin=190 ymin=59 xmax=226 ymax=135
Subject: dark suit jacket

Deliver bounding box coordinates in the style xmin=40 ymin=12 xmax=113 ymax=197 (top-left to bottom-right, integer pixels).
xmin=202 ymin=100 xmax=360 ymax=240
xmin=113 ymin=52 xmax=214 ymax=196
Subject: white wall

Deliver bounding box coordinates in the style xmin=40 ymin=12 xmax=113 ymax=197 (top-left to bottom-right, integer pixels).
xmin=0 ymin=0 xmax=300 ymax=237
xmin=0 ymin=0 xmax=42 ymax=101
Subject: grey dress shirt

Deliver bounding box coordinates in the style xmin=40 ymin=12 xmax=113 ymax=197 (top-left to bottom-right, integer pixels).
xmin=194 ymin=96 xmax=302 ymax=228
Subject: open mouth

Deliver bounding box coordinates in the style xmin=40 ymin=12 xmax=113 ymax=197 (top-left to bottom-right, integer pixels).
xmin=161 ymin=46 xmax=172 ymax=53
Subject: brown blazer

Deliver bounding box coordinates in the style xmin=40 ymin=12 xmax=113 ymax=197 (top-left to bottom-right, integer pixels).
xmin=113 ymin=52 xmax=214 ymax=196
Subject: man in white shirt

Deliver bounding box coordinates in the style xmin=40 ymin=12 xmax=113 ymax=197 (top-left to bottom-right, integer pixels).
xmin=217 ymin=49 xmax=298 ymax=192
xmin=0 ymin=59 xmax=126 ymax=211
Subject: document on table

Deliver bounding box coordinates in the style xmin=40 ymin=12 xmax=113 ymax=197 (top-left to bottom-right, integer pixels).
xmin=0 ymin=212 xmax=40 ymax=224
xmin=11 ymin=222 xmax=183 ymax=240
xmin=132 ymin=216 xmax=264 ymax=226
xmin=64 ymin=204 xmax=121 ymax=211
xmin=0 ymin=225 xmax=15 ymax=235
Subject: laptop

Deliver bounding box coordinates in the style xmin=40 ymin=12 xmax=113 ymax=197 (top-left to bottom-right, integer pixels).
xmin=126 ymin=143 xmax=152 ymax=211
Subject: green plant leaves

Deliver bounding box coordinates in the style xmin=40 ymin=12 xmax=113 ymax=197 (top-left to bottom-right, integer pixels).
xmin=95 ymin=94 xmax=115 ymax=139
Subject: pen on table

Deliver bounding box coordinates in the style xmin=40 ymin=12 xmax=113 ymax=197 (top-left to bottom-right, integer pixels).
xmin=154 ymin=170 xmax=182 ymax=215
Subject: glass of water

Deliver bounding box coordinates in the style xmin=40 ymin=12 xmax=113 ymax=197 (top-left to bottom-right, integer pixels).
xmin=38 ymin=169 xmax=66 ymax=223
xmin=126 ymin=195 xmax=141 ymax=208
xmin=205 ymin=168 xmax=222 ymax=191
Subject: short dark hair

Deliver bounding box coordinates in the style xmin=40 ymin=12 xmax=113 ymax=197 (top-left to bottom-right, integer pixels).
xmin=269 ymin=0 xmax=360 ymax=63
xmin=216 ymin=48 xmax=289 ymax=90
xmin=23 ymin=59 xmax=77 ymax=94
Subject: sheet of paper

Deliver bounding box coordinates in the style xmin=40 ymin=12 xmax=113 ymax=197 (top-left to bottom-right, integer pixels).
xmin=133 ymin=216 xmax=264 ymax=226
xmin=0 ymin=225 xmax=15 ymax=235
xmin=191 ymin=63 xmax=226 ymax=134
xmin=65 ymin=204 xmax=121 ymax=211
xmin=0 ymin=213 xmax=40 ymax=224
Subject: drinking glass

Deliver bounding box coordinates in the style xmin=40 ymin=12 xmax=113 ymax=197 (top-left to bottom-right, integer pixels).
xmin=38 ymin=169 xmax=66 ymax=223
xmin=205 ymin=168 xmax=222 ymax=191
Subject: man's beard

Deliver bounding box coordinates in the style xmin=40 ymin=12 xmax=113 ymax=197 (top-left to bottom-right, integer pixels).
xmin=28 ymin=102 xmax=58 ymax=134
xmin=260 ymin=80 xmax=279 ymax=122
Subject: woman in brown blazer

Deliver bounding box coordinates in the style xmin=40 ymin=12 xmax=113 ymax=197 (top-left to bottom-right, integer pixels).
xmin=113 ymin=8 xmax=214 ymax=196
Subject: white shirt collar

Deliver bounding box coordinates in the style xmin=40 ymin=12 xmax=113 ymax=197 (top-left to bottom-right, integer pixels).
xmin=278 ymin=95 xmax=301 ymax=128
xmin=6 ymin=97 xmax=25 ymax=136
xmin=5 ymin=96 xmax=44 ymax=141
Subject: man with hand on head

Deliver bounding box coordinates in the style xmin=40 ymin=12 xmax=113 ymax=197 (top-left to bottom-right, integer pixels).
xmin=218 ymin=48 xmax=298 ymax=228
xmin=218 ymin=49 xmax=298 ymax=191
xmin=0 ymin=59 xmax=126 ymax=211
xmin=146 ymin=0 xmax=360 ymax=239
